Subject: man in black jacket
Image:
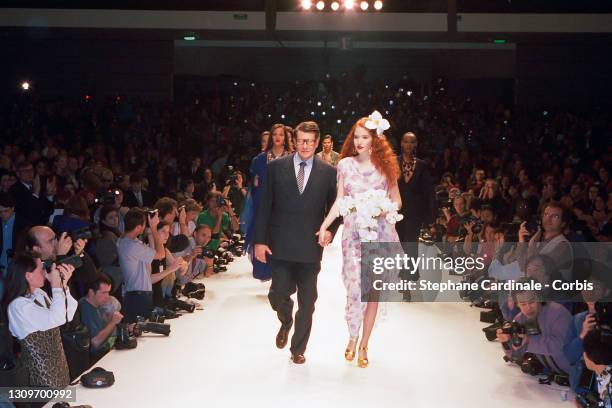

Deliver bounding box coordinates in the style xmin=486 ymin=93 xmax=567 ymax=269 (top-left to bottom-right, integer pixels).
xmin=255 ymin=121 xmax=339 ymax=364
xmin=0 ymin=193 xmax=30 ymax=273
xmin=8 ymin=162 xmax=55 ymax=225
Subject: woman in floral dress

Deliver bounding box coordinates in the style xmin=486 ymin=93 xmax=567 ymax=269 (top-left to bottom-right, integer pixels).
xmin=318 ymin=112 xmax=401 ymax=368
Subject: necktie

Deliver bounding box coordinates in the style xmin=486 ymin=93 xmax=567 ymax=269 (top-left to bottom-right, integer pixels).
xmin=297 ymin=161 xmax=306 ymax=194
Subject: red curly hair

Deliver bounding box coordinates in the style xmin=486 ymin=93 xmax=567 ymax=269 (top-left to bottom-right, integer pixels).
xmin=339 ymin=118 xmax=400 ymax=184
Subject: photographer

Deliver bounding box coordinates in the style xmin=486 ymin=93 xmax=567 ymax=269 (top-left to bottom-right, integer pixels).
xmin=196 ymin=191 xmax=239 ymax=251
xmin=519 ymin=202 xmax=574 ymax=281
xmin=95 ymin=205 xmax=123 ymax=297
xmin=4 ymin=251 xmax=76 ymax=388
xmin=222 ymin=170 xmax=247 ymax=216
xmin=154 ymin=197 xmax=179 ymax=228
xmin=443 ymin=195 xmax=470 ymax=242
xmin=117 ymin=209 xmax=172 ymax=322
xmin=172 ymin=198 xmax=202 ymax=237
xmin=24 ymin=225 xmax=96 ymax=299
xmin=582 ymin=329 xmax=612 ymax=408
xmin=462 ymin=221 xmax=498 ymax=274
xmin=179 ymin=224 xmax=214 ymax=283
xmin=78 ymin=273 xmax=121 ymax=359
xmin=151 ymin=221 xmax=188 ymax=306
xmin=496 ymin=277 xmax=573 ymax=377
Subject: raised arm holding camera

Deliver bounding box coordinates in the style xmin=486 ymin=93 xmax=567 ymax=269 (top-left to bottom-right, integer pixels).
xmin=4 ymin=251 xmax=76 ymax=388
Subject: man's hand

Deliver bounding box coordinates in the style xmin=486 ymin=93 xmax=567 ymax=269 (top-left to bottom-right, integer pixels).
xmin=316 ymin=229 xmax=333 ymax=247
xmin=74 ymin=238 xmax=87 ymax=256
xmin=518 ymin=221 xmax=529 ymax=243
xmin=580 ymin=314 xmax=597 ymax=339
xmin=111 ymin=311 xmax=124 ymax=325
xmin=56 ymin=263 xmax=75 ymax=288
xmin=496 ymin=329 xmax=511 ymax=343
xmin=255 ymin=244 xmax=272 ymax=263
xmin=178 ymin=206 xmax=187 ymax=225
xmin=528 ymin=226 xmax=542 ymax=247
xmin=148 ymin=212 xmax=160 ymax=230
xmin=191 ymin=246 xmax=203 ymax=259
xmin=56 ymin=232 xmax=73 ymax=256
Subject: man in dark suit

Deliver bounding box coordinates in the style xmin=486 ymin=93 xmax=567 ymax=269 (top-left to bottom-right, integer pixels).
xmin=255 ymin=121 xmax=339 ymax=364
xmin=122 ymin=174 xmax=154 ymax=209
xmin=0 ymin=193 xmax=30 ymax=273
xmin=183 ymin=157 xmax=205 ymax=185
xmin=8 ymin=162 xmax=55 ymax=226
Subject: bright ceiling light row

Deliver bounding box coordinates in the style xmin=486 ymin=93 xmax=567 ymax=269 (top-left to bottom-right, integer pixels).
xmin=301 ymin=1 xmax=383 ymax=11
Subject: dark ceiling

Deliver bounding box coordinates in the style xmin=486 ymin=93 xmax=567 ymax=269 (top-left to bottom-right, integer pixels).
xmin=1 ymin=0 xmax=611 ymax=13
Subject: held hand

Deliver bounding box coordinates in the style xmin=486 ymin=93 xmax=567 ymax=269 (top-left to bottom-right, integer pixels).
xmin=178 ymin=206 xmax=187 ymax=225
xmin=512 ymin=334 xmax=528 ymax=350
xmin=56 ymin=232 xmax=73 ymax=256
xmin=191 ymin=246 xmax=203 ymax=258
xmin=255 ymin=244 xmax=272 ymax=263
xmin=528 ymin=226 xmax=542 ymax=246
xmin=464 ymin=221 xmax=475 ymax=235
xmin=316 ymin=229 xmax=332 ymax=247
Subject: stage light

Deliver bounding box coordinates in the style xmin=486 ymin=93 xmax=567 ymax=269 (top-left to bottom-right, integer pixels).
xmin=183 ymin=32 xmax=197 ymax=41
xmin=301 ymin=0 xmax=312 ymax=10
xmin=360 ymin=1 xmax=369 ymax=10
xmin=344 ymin=0 xmax=355 ymax=10
xmin=21 ymin=81 xmax=30 ymax=91
xmin=337 ymin=119 xmax=342 ymax=124
xmin=316 ymin=1 xmax=325 ymax=10
xmin=374 ymin=0 xmax=383 ymax=10
xmin=331 ymin=1 xmax=340 ymax=10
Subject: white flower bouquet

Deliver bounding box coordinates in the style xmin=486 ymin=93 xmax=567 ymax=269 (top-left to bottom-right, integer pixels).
xmin=338 ymin=189 xmax=403 ymax=241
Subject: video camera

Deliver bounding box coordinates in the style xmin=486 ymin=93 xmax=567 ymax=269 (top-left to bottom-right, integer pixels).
xmin=114 ymin=323 xmax=137 ymax=350
xmin=43 ymin=254 xmax=84 ymax=271
xmin=133 ymin=316 xmax=171 ymax=336
xmin=94 ymin=188 xmax=121 ymax=206
xmin=69 ymin=226 xmax=99 ymax=241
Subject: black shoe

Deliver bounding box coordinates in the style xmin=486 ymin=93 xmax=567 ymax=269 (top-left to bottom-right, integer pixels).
xmin=276 ymin=326 xmax=290 ymax=349
xmin=291 ymin=354 xmax=306 ymax=364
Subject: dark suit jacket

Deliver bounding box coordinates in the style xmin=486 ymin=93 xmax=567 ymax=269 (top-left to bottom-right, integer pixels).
xmin=122 ymin=189 xmax=154 ymax=209
xmin=8 ymin=181 xmax=54 ymax=226
xmin=0 ymin=213 xmax=30 ymax=263
xmin=254 ymin=154 xmax=339 ymax=264
xmin=396 ymin=158 xmax=437 ymax=241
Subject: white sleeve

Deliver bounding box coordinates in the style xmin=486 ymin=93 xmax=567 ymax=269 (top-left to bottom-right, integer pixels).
xmin=8 ymin=289 xmax=72 ymax=340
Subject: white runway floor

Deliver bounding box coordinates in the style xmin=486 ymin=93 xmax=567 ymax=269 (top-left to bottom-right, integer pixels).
xmin=53 ymin=235 xmax=573 ymax=408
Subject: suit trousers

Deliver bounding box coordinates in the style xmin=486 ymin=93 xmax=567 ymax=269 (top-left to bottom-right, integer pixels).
xmin=268 ymin=258 xmax=320 ymax=355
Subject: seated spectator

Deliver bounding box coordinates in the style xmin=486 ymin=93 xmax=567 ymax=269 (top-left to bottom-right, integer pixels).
xmin=123 ymin=174 xmax=154 ymax=208
xmin=196 ymin=191 xmax=239 ymax=250
xmin=79 ymin=273 xmax=122 ymax=359
xmin=4 ymin=251 xmax=77 ymax=388
xmin=117 ymin=209 xmax=168 ymax=322
xmin=582 ymin=329 xmax=612 ymax=408
xmin=496 ymin=277 xmax=574 ymax=377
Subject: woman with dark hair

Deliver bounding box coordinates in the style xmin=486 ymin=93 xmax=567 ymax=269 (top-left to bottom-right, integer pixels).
xmin=5 ymin=251 xmax=76 ymax=388
xmin=95 ymin=206 xmax=122 ymax=295
xmin=319 ymin=112 xmax=402 ymax=368
xmin=244 ymin=124 xmax=291 ymax=282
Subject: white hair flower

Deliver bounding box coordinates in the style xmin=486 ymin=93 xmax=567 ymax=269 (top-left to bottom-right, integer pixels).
xmin=365 ymin=110 xmax=390 ymax=136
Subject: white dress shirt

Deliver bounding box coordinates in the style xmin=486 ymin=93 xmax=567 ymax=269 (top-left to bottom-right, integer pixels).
xmin=293 ymin=154 xmax=314 ymax=191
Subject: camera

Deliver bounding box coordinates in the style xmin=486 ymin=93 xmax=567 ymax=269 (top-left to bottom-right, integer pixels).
xmin=216 ymin=196 xmax=227 ymax=208
xmin=43 ymin=254 xmax=84 ymax=271
xmin=69 ymin=226 xmax=97 ymax=241
xmin=502 ymin=219 xmax=539 ymax=242
xmin=135 ymin=316 xmax=171 ymax=336
xmin=197 ymin=247 xmax=216 ymax=259
xmin=181 ymin=282 xmax=206 ymax=300
xmin=114 ymin=323 xmax=137 ymax=349
xmin=458 ymin=215 xmax=483 ymax=237
xmin=95 ymin=189 xmax=120 ymax=206
xmin=500 ymin=320 xmax=541 ymax=348
xmin=519 ymin=353 xmax=545 ymax=376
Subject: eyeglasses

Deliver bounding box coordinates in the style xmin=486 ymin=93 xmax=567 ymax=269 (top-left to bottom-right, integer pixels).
xmin=296 ymin=139 xmax=316 ymax=146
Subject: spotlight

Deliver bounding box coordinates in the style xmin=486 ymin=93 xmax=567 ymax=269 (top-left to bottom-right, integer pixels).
xmin=21 ymin=81 xmax=30 ymax=91
xmin=374 ymin=0 xmax=383 ymax=10
xmin=316 ymin=1 xmax=325 ymax=10
xmin=301 ymin=0 xmax=312 ymax=9
xmin=344 ymin=0 xmax=355 ymax=10
xmin=331 ymin=1 xmax=340 ymax=10
xmin=360 ymin=1 xmax=369 ymax=10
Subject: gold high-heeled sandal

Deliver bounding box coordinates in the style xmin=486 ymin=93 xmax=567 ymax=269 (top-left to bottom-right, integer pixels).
xmin=344 ymin=337 xmax=359 ymax=361
xmin=357 ymin=346 xmax=369 ymax=368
